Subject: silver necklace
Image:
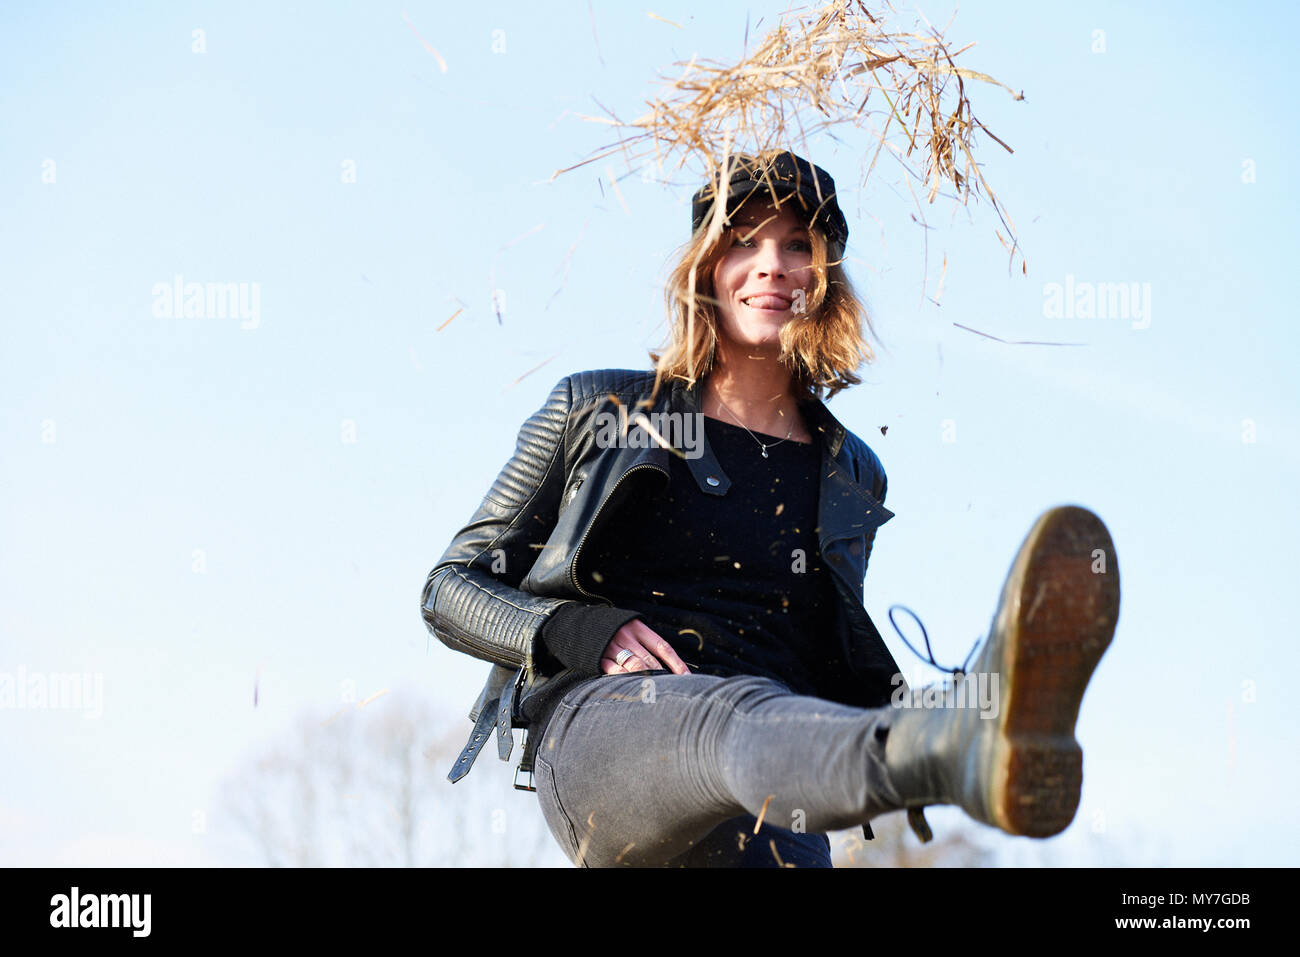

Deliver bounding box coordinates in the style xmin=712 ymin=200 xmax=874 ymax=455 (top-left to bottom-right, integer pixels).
xmin=712 ymin=394 xmax=794 ymax=458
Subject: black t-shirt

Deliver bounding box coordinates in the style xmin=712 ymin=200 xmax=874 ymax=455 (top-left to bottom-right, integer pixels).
xmin=519 ymin=414 xmax=855 ymax=735
xmin=580 ymin=415 xmax=846 ymax=690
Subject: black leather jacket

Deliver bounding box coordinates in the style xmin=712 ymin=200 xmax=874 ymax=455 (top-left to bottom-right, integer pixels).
xmin=420 ymin=367 xmax=905 ymax=789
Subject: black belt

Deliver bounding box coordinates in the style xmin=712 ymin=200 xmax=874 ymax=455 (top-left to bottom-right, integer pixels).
xmin=446 ymin=667 xmax=539 ymax=791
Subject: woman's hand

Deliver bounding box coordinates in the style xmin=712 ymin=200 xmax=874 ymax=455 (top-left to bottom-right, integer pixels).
xmin=600 ymin=619 xmax=692 ymax=675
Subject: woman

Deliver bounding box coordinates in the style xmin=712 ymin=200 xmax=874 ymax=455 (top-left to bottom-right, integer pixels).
xmin=421 ymin=150 xmax=1120 ymax=867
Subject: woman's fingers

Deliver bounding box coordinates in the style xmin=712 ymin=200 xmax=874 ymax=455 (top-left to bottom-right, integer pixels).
xmin=602 ymin=627 xmax=660 ymax=673
xmin=616 ymin=637 xmax=658 ymax=671
xmin=600 ymin=645 xmax=651 ymax=673
xmin=627 ymin=621 xmax=691 ymax=675
xmin=599 ymin=621 xmax=693 ymax=675
xmin=600 ymin=639 xmax=646 ymax=674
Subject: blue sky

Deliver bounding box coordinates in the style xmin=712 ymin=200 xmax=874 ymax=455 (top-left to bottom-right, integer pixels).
xmin=1 ymin=0 xmax=1297 ymax=867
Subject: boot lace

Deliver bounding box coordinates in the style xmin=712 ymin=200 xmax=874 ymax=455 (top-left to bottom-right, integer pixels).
xmin=883 ymin=603 xmax=987 ymax=847
xmin=887 ymin=604 xmax=981 ymax=678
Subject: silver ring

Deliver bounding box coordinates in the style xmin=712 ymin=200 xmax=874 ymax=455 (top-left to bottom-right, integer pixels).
xmin=614 ymin=649 xmax=635 ymax=667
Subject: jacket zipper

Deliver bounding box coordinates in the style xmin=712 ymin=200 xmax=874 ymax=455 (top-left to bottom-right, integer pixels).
xmin=513 ymin=462 xmax=667 ymax=755
xmin=570 ymin=462 xmax=667 ymax=603
xmin=440 ymin=463 xmax=666 ymax=668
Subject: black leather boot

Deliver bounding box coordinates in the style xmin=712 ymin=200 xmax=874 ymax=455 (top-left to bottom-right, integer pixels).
xmin=882 ymin=505 xmax=1120 ymax=837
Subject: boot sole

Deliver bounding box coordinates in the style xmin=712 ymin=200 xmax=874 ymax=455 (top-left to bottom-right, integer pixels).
xmin=990 ymin=506 xmax=1120 ymax=837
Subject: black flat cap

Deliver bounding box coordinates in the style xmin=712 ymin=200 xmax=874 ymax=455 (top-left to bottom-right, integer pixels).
xmin=690 ymin=150 xmax=849 ymax=249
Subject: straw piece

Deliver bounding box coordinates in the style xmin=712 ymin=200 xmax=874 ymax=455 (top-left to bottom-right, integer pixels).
xmin=562 ymin=0 xmax=1026 ymax=274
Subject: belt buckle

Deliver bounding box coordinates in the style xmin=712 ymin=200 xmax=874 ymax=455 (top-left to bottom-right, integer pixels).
xmin=513 ymin=766 xmax=536 ymax=792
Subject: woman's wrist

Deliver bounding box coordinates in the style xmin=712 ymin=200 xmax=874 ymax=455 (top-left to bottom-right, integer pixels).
xmin=541 ymin=602 xmax=643 ymax=674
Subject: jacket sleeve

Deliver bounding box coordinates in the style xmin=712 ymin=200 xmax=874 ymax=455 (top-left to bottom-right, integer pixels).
xmin=421 ymin=374 xmax=585 ymax=676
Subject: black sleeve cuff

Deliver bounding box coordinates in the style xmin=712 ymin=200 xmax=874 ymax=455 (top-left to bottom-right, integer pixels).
xmin=542 ymin=603 xmax=642 ymax=675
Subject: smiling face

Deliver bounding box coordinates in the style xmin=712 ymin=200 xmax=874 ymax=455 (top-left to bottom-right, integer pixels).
xmin=710 ymin=198 xmax=815 ymax=351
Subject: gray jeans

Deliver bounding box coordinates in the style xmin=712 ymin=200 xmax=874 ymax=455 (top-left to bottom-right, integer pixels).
xmin=532 ymin=670 xmax=904 ymax=867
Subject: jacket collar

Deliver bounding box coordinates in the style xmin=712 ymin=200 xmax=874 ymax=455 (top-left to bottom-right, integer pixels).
xmin=670 ymin=375 xmax=849 ymax=459
xmin=615 ymin=374 xmax=887 ymax=545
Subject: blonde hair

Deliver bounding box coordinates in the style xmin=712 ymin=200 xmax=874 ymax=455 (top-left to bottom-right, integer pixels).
xmin=648 ymin=201 xmax=876 ymax=405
